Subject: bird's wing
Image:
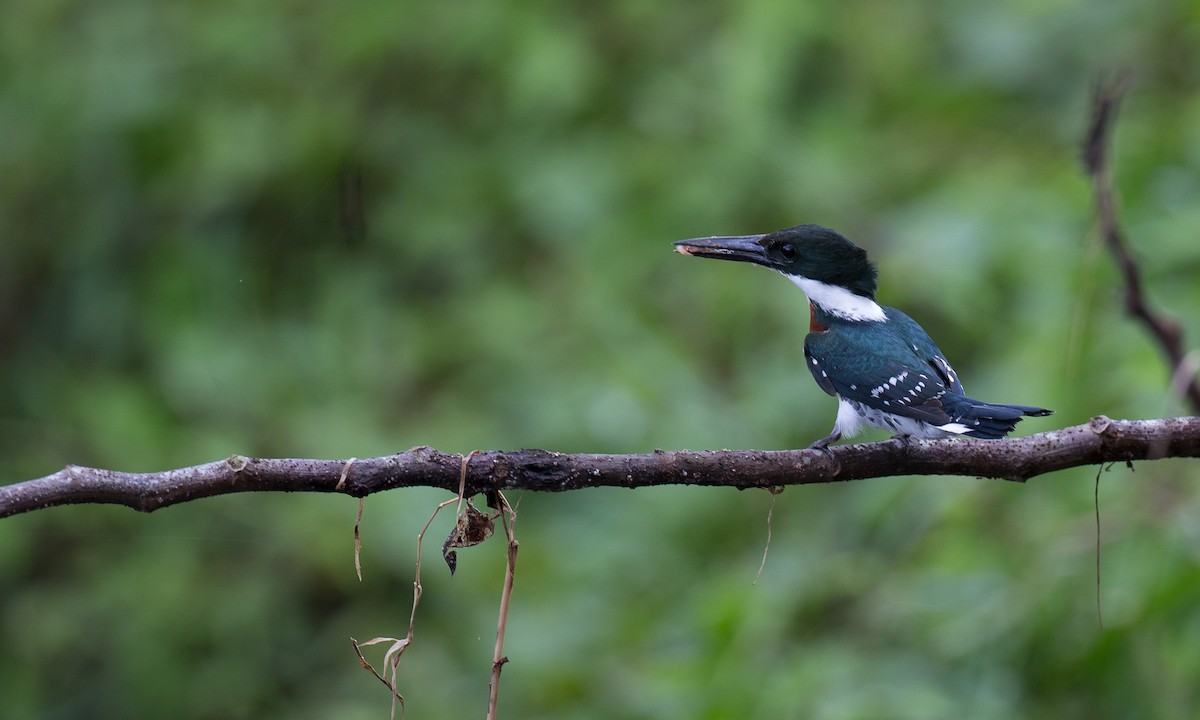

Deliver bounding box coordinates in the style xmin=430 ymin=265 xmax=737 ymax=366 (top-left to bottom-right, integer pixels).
xmin=883 ymin=308 xmax=965 ymax=394
xmin=803 ymin=343 xmax=838 ymax=397
xmin=805 ymin=332 xmax=955 ymax=426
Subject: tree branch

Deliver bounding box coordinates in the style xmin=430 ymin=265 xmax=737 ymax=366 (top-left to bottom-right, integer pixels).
xmin=1083 ymin=77 xmax=1200 ymax=412
xmin=3 ymin=416 xmax=1199 ymax=519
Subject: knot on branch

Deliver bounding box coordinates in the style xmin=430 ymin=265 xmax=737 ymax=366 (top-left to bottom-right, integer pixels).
xmin=1088 ymin=416 xmax=1114 ymax=436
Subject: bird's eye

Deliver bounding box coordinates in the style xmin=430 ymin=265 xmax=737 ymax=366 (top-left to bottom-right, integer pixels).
xmin=778 ymin=242 xmax=797 ymax=260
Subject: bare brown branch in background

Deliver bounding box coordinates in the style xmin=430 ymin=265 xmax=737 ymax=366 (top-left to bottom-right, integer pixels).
xmin=1083 ymin=77 xmax=1200 ymax=412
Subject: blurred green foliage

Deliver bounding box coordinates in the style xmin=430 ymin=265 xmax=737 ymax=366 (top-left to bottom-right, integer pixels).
xmin=2 ymin=0 xmax=1200 ymax=718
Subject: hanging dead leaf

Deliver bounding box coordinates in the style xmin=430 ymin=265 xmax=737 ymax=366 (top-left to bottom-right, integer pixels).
xmin=441 ymin=500 xmax=496 ymax=574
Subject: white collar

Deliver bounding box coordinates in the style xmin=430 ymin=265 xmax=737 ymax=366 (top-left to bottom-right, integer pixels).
xmin=786 ymin=275 xmax=886 ymax=322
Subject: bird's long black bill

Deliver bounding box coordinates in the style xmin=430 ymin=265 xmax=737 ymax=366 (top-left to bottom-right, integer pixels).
xmin=672 ymin=235 xmax=769 ymax=265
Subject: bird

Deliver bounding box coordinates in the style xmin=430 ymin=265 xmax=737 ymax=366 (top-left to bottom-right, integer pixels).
xmin=673 ymin=224 xmax=1052 ymax=449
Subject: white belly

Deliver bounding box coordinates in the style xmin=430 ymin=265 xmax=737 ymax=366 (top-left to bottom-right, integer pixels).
xmin=835 ymin=397 xmax=967 ymax=440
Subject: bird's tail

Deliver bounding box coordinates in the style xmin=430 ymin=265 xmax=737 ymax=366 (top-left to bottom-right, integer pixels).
xmin=943 ymin=396 xmax=1053 ymax=440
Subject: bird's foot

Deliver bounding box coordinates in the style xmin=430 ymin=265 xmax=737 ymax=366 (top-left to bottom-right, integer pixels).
xmin=807 ymin=432 xmax=841 ymax=461
xmin=889 ymin=432 xmax=914 ymax=449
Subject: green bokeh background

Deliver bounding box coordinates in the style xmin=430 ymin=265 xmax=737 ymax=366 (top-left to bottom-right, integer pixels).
xmin=3 ymin=1 xmax=1200 ymax=718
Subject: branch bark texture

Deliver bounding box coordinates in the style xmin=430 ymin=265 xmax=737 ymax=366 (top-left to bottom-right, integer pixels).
xmin=3 ymin=417 xmax=1199 ymax=519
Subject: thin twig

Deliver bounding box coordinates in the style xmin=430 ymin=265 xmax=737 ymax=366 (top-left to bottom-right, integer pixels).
xmin=336 ymin=457 xmax=357 ymax=491
xmin=353 ymin=452 xmax=481 ymax=716
xmin=753 ymin=487 xmax=783 ymax=585
xmin=456 ymin=450 xmax=478 ymax=518
xmin=353 ymin=495 xmax=459 ymax=719
xmin=1094 ymin=466 xmax=1104 ymax=629
xmin=486 ymin=491 xmax=518 ymax=720
xmin=1082 ymin=77 xmax=1200 ymax=412
xmin=354 ymin=498 xmax=365 ymax=582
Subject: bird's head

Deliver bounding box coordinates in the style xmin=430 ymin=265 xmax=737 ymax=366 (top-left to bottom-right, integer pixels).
xmin=672 ymin=224 xmax=878 ymax=299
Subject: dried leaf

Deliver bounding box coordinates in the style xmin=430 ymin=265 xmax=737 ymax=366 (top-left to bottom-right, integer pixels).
xmin=354 ymin=498 xmax=365 ymax=581
xmin=441 ymin=500 xmax=496 ymax=573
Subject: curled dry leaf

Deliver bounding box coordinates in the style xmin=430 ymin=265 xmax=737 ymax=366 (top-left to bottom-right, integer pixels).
xmin=442 ymin=500 xmax=497 ymax=574
xmin=351 ymin=636 xmax=409 ymax=715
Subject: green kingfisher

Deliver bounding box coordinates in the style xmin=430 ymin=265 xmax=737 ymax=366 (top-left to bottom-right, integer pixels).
xmin=673 ymin=224 xmax=1052 ymax=448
